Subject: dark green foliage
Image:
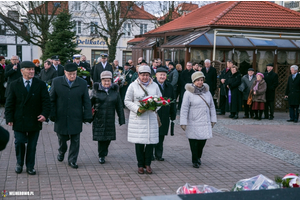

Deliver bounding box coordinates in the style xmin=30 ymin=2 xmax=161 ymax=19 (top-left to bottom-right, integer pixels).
xmin=42 ymin=11 xmax=81 ymax=65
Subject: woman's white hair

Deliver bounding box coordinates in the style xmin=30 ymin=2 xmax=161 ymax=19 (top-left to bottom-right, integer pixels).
xmin=290 ymin=65 xmax=298 ymax=71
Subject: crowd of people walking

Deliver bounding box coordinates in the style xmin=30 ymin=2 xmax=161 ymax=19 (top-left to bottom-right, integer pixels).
xmin=0 ymin=53 xmax=299 ymax=176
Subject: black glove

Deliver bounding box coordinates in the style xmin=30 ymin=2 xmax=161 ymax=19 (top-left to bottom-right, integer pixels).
xmin=49 ymin=116 xmax=56 ymax=122
xmin=83 ymin=118 xmax=93 ymax=123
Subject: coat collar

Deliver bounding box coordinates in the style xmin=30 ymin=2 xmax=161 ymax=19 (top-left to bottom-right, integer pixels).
xmin=61 ymin=76 xmax=80 ymax=88
xmin=185 ymin=83 xmax=209 ymax=94
xmin=17 ymin=77 xmax=40 ymax=104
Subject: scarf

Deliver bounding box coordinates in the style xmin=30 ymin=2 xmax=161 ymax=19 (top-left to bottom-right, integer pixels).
xmin=139 ymin=78 xmax=150 ymax=87
xmin=99 ymin=83 xmax=112 ymax=92
xmin=193 ymin=84 xmax=206 ymax=95
xmin=253 ymin=80 xmax=261 ymax=91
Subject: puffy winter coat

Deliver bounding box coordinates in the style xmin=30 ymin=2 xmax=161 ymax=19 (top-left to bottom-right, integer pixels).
xmin=250 ymin=79 xmax=267 ymax=103
xmin=125 ymin=78 xmax=162 ymax=144
xmin=180 ymin=83 xmax=217 ymax=140
xmin=91 ymin=83 xmax=125 ymax=141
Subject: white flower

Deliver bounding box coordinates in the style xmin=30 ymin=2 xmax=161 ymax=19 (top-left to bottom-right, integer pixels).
xmin=148 ymin=98 xmax=153 ymax=102
xmin=154 ymin=98 xmax=158 ymax=101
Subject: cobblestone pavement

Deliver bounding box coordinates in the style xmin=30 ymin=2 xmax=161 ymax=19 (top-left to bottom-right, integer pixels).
xmin=0 ymin=108 xmax=299 ymax=199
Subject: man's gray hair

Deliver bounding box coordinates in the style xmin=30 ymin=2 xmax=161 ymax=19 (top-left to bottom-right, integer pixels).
xmin=11 ymin=55 xmax=19 ymax=59
xmin=114 ymin=59 xmax=118 ymax=62
xmin=290 ymin=65 xmax=298 ymax=71
xmin=187 ymin=62 xmax=192 ymax=65
xmin=204 ymin=59 xmax=211 ymax=64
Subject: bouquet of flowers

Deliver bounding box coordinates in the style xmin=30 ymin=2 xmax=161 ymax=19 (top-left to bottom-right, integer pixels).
xmin=232 ymin=174 xmax=279 ymax=191
xmin=137 ymin=95 xmax=172 ymax=116
xmin=77 ymin=67 xmax=90 ymax=77
xmin=176 ymin=183 xmax=221 ymax=194
xmin=275 ymin=173 xmax=300 ymax=188
xmin=113 ymin=70 xmax=126 ymax=86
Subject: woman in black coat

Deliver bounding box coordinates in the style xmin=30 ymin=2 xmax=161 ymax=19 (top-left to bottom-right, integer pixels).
xmin=91 ymin=71 xmax=125 ymax=164
xmin=225 ymin=65 xmax=242 ymax=119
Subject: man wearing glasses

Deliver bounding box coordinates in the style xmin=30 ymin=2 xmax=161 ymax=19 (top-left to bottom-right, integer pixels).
xmin=4 ymin=55 xmax=22 ymax=98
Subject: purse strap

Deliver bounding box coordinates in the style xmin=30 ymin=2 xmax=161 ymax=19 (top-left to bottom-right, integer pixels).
xmin=138 ymin=82 xmax=149 ymax=96
xmin=198 ymin=95 xmax=210 ymax=109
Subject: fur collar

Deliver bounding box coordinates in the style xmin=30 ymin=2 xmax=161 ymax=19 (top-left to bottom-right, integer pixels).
xmin=185 ymin=83 xmax=209 ymax=94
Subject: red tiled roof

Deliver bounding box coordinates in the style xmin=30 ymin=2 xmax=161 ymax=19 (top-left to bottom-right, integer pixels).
xmin=157 ymin=11 xmax=181 ymax=21
xmin=148 ymin=1 xmax=300 ymax=34
xmin=28 ymin=1 xmax=68 ymax=15
xmin=176 ymin=3 xmax=198 ymax=11
xmin=121 ymin=2 xmax=156 ymax=20
xmin=127 ymin=37 xmax=146 ymax=44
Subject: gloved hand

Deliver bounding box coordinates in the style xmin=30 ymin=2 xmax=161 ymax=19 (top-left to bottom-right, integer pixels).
xmin=138 ymin=108 xmax=146 ymax=114
xmin=181 ymin=125 xmax=186 ymax=131
xmin=211 ymin=122 xmax=216 ymax=128
xmin=49 ymin=116 xmax=56 ymax=122
xmin=83 ymin=118 xmax=93 ymax=123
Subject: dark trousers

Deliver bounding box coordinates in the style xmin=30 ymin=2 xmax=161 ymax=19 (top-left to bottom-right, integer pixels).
xmin=289 ymin=105 xmax=299 ymax=121
xmin=98 ymin=140 xmax=111 ymax=158
xmin=135 ymin=144 xmax=153 ymax=168
xmin=243 ymin=100 xmax=253 ymax=117
xmin=264 ymin=101 xmax=275 ymax=118
xmin=178 ymin=88 xmax=185 ymax=110
xmin=154 ymin=135 xmax=165 ymax=159
xmin=188 ymin=139 xmax=206 ymax=164
xmin=219 ymin=95 xmax=227 ymax=113
xmin=57 ymin=133 xmax=80 ymax=163
xmin=14 ymin=131 xmax=40 ymax=169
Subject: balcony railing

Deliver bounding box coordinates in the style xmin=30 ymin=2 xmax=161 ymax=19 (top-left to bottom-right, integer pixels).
xmin=284 ymin=1 xmax=300 ymax=9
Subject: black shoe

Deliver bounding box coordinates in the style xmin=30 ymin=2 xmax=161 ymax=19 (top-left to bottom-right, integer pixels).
xmin=287 ymin=119 xmax=294 ymax=122
xmin=57 ymin=153 xmax=64 ymax=162
xmin=229 ymin=114 xmax=234 ymax=118
xmin=217 ymin=112 xmax=225 ymax=115
xmin=269 ymin=116 xmax=274 ymax=120
xmin=15 ymin=164 xmax=23 ymax=174
xmin=26 ymin=168 xmax=36 ymax=175
xmin=99 ymin=157 xmax=105 ymax=164
xmin=197 ymin=158 xmax=202 ymax=165
xmin=233 ymin=115 xmax=239 ymax=119
xmin=263 ymin=116 xmax=269 ymax=119
xmin=68 ymin=162 xmax=78 ymax=169
xmin=193 ymin=163 xmax=200 ymax=168
xmin=254 ymin=116 xmax=258 ymax=119
xmin=243 ymin=115 xmax=249 ymax=119
xmin=294 ymin=120 xmax=298 ymax=123
xmin=156 ymin=157 xmax=164 ymax=161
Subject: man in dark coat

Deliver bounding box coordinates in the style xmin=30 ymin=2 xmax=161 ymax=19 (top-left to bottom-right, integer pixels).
xmin=201 ymin=59 xmax=217 ymax=97
xmin=91 ymin=53 xmax=113 ymax=83
xmin=285 ymin=65 xmax=300 ymax=123
xmin=0 ymin=56 xmax=6 ymax=105
xmin=225 ymin=66 xmax=242 ymax=119
xmin=50 ymin=63 xmax=93 ymax=169
xmin=4 ymin=55 xmax=22 ymax=97
xmin=263 ymin=63 xmax=278 ymax=120
xmin=74 ymin=54 xmax=92 ymax=87
xmin=39 ymin=60 xmax=57 ymax=84
xmin=153 ymin=67 xmax=176 ymax=161
xmin=113 ymin=59 xmax=123 ymax=71
xmin=51 ymin=55 xmax=64 ymax=76
xmin=218 ymin=60 xmax=233 ymax=115
xmin=179 ymin=62 xmax=195 ymax=110
xmin=5 ymin=61 xmax=51 ymax=175
xmin=120 ymin=62 xmax=134 ymax=106
xmin=150 ymin=59 xmax=158 ymax=77
xmin=240 ymin=68 xmax=256 ymax=118
xmin=167 ymin=62 xmax=179 ymax=94
xmin=91 ymin=71 xmax=125 ymax=164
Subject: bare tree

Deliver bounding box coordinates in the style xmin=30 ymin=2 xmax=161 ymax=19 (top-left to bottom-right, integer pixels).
xmin=0 ymin=1 xmax=67 ymax=55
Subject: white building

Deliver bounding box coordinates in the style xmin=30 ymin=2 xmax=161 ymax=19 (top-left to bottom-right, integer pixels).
xmin=70 ymin=1 xmax=157 ymax=66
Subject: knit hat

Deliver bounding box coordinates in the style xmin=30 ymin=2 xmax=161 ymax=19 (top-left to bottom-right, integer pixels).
xmin=139 ymin=65 xmax=151 ymax=74
xmin=192 ymin=71 xmax=205 ymax=82
xmin=101 ymin=71 xmax=112 ymax=79
xmin=256 ymin=72 xmax=264 ymax=79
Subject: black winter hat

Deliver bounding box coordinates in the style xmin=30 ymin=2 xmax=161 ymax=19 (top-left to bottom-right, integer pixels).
xmin=20 ymin=61 xmax=35 ymax=68
xmin=64 ymin=63 xmax=78 ymax=72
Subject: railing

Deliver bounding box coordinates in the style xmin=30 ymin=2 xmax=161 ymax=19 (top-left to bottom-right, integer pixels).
xmin=285 ymin=1 xmax=300 ymax=9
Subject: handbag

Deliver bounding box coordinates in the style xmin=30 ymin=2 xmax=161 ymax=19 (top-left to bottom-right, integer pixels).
xmin=247 ymin=90 xmax=253 ymax=105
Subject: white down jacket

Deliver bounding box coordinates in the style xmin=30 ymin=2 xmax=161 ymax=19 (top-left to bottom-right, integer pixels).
xmin=180 ymin=83 xmax=217 ymax=140
xmin=125 ymin=78 xmax=162 ymax=144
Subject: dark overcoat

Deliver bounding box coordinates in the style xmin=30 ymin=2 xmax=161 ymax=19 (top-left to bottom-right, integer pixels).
xmin=120 ymin=69 xmax=135 ymax=103
xmin=225 ymin=71 xmax=243 ymax=112
xmin=39 ymin=67 xmax=58 ymax=84
xmin=219 ymin=68 xmax=232 ymax=96
xmin=263 ymin=70 xmax=278 ymax=101
xmin=50 ymin=76 xmax=92 ymax=135
xmin=4 ymin=63 xmax=22 ymax=97
xmin=201 ymin=66 xmax=217 ymax=96
xmin=91 ymin=83 xmax=125 ymax=141
xmin=91 ymin=62 xmax=113 ymax=83
xmin=285 ymin=73 xmax=300 ymax=106
xmin=167 ymin=68 xmax=179 ymax=92
xmin=154 ymin=79 xmax=177 ymax=136
xmin=5 ymin=77 xmax=51 ymax=132
xmin=51 ymin=64 xmax=64 ymax=76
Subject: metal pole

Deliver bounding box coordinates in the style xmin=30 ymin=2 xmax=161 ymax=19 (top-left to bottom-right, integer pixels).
xmin=213 ymin=29 xmax=217 ymax=61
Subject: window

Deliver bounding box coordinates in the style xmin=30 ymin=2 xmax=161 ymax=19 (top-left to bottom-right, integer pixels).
xmin=17 ymin=45 xmax=22 ymax=61
xmin=122 ymin=51 xmax=132 ymax=65
xmin=73 ymin=21 xmax=81 ymax=34
xmin=54 ymin=2 xmax=61 ymax=7
xmin=0 ymin=24 xmax=6 ymax=35
xmin=123 ymin=23 xmax=131 ymax=36
xmin=74 ymin=2 xmax=81 ymax=10
xmin=140 ymin=24 xmax=147 ymax=35
xmin=0 ymin=45 xmax=7 ymax=57
xmin=90 ymin=22 xmax=98 ymax=35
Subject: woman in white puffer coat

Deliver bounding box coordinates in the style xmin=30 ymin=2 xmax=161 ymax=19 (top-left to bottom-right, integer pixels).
xmin=125 ymin=65 xmax=162 ymax=175
xmin=180 ymin=71 xmax=217 ymax=168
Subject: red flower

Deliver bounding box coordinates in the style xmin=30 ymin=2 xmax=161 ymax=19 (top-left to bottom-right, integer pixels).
xmin=160 ymin=97 xmax=164 ymax=100
xmin=167 ymin=99 xmax=171 ymax=103
xmin=293 ymin=184 xmax=300 ymax=188
xmin=162 ymin=101 xmax=166 ymax=105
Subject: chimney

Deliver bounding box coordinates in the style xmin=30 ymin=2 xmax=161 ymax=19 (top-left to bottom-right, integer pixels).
xmin=141 ymin=5 xmax=144 ymax=10
xmin=8 ymin=10 xmax=19 ymax=21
